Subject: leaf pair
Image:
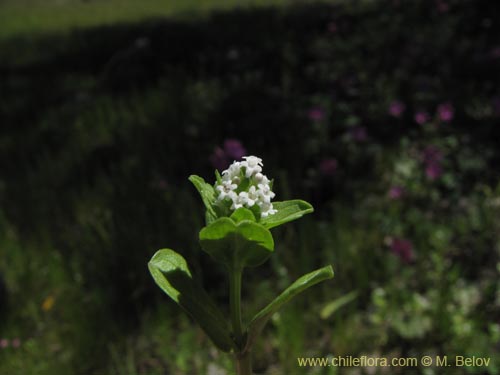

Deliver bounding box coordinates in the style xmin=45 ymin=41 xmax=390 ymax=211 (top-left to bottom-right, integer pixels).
xmin=197 ymin=197 xmax=315 ymax=270
xmin=148 ymin=249 xmax=334 ymax=353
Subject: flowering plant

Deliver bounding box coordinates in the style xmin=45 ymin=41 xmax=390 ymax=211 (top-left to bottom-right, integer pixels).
xmin=148 ymin=156 xmax=334 ymax=374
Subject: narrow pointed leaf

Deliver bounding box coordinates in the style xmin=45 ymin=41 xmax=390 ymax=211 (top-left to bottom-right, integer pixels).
xmin=148 ymin=249 xmax=234 ymax=352
xmin=188 ymin=175 xmax=217 ymax=224
xmin=260 ymin=200 xmax=314 ymax=229
xmin=246 ymin=265 xmax=334 ymax=350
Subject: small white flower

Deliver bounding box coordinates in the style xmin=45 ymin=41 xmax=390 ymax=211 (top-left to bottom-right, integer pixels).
xmin=258 ymin=174 xmax=270 ymax=185
xmin=215 ymin=156 xmax=277 ymax=218
xmin=257 ymin=182 xmax=275 ymax=203
xmin=247 ymin=185 xmax=259 ymax=200
xmin=222 ymin=161 xmax=241 ymax=181
xmin=254 ymin=172 xmax=264 ymax=182
xmin=222 ymin=180 xmax=237 ymax=190
xmin=259 ymin=202 xmax=277 ymax=217
xmin=238 ymin=186 xmax=259 ymax=207
xmin=241 ymin=156 xmax=263 ymax=178
xmin=243 ymin=155 xmax=263 ymax=167
xmin=226 ymin=190 xmax=237 ymax=202
xmin=231 ymin=200 xmax=244 ymax=210
xmin=216 ymin=180 xmax=237 ymax=201
xmin=238 ymin=192 xmax=253 ymax=206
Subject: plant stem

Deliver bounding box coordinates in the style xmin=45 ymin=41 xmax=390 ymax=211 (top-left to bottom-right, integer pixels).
xmin=229 ymin=266 xmax=252 ymax=374
xmin=236 ymin=350 xmax=253 ymax=375
xmin=229 ymin=266 xmax=244 ymax=346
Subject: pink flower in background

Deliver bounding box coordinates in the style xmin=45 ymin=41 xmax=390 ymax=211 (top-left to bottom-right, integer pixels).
xmin=426 ymin=162 xmax=443 ymax=180
xmin=414 ymin=110 xmax=430 ymax=125
xmin=436 ymin=0 xmax=449 ymax=12
xmin=490 ymin=46 xmax=500 ymax=59
xmin=390 ymin=238 xmax=415 ymax=263
xmin=210 ymin=139 xmax=247 ymax=171
xmin=308 ymin=107 xmax=326 ymax=121
xmin=388 ymin=186 xmax=405 ymax=199
xmin=349 ymin=126 xmax=368 ymax=142
xmin=437 ymin=102 xmax=454 ymax=122
xmin=0 ymin=339 xmax=8 ymax=349
xmin=421 ymin=145 xmax=444 ymax=180
xmin=389 ymin=100 xmax=406 ymax=118
xmin=327 ymin=21 xmax=338 ymax=33
xmin=154 ymin=178 xmax=168 ymax=190
xmin=210 ymin=147 xmax=228 ymax=171
xmin=11 ymin=338 xmax=21 ymax=348
xmin=492 ymin=97 xmax=500 ymax=116
xmin=319 ymin=158 xmax=338 ymax=176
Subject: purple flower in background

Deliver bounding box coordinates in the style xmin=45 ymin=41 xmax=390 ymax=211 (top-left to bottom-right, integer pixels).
xmin=210 ymin=139 xmax=247 ymax=171
xmin=308 ymin=107 xmax=326 ymax=122
xmin=388 ymin=186 xmax=405 ymax=199
xmin=437 ymin=102 xmax=454 ymax=122
xmin=414 ymin=110 xmax=430 ymax=125
xmin=390 ymin=238 xmax=415 ymax=263
xmin=319 ymin=158 xmax=338 ymax=176
xmin=349 ymin=126 xmax=368 ymax=142
xmin=0 ymin=339 xmax=8 ymax=349
xmin=422 ymin=145 xmax=443 ymax=163
xmin=223 ymin=139 xmax=246 ymax=160
xmin=426 ymin=162 xmax=443 ymax=180
xmin=210 ymin=147 xmax=229 ymax=171
xmin=389 ymin=100 xmax=406 ymax=118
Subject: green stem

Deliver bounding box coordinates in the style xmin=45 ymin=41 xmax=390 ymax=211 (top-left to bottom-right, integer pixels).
xmin=229 ymin=267 xmax=252 ymax=374
xmin=236 ymin=350 xmax=253 ymax=375
xmin=229 ymin=266 xmax=244 ymax=346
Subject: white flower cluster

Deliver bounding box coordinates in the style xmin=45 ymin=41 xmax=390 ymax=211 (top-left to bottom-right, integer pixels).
xmin=215 ymin=156 xmax=277 ymax=218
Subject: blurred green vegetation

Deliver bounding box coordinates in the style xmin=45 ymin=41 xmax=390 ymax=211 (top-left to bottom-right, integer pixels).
xmin=0 ymin=0 xmax=298 ymax=40
xmin=1 ymin=0 xmax=500 ymax=374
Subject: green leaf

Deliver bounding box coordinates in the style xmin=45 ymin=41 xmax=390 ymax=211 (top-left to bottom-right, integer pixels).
xmin=230 ymin=207 xmax=256 ymax=223
xmin=246 ymin=265 xmax=334 ymax=351
xmin=199 ymin=218 xmax=274 ymax=269
xmin=260 ymin=200 xmax=314 ymax=229
xmin=189 ymin=175 xmax=217 ymax=224
xmin=148 ymin=249 xmax=235 ymax=352
xmin=320 ymin=291 xmax=358 ymax=319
